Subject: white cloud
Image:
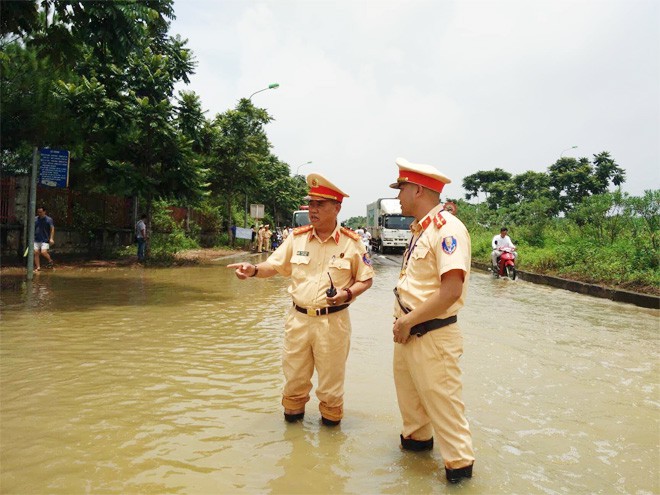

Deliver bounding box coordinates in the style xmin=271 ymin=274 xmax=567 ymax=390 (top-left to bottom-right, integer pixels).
xmin=172 ymin=0 xmax=660 ymax=220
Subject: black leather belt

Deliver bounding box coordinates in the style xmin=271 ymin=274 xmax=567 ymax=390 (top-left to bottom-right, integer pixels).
xmin=410 ymin=315 xmax=457 ymax=337
xmin=293 ymin=303 xmax=350 ymax=316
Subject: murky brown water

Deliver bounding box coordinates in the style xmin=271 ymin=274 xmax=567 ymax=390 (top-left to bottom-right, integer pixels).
xmin=1 ymin=254 xmax=658 ymax=494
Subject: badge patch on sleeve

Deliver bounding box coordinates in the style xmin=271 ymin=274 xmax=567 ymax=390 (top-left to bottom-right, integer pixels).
xmin=362 ymin=253 xmax=372 ymax=266
xmin=442 ymin=236 xmax=457 ymax=255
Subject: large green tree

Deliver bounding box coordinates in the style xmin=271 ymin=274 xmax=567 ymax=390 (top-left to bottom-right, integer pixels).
xmin=462 ymin=168 xmax=512 ymax=201
xmin=208 ymin=99 xmax=273 ymax=228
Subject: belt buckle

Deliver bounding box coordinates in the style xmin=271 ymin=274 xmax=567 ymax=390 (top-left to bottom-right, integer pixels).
xmin=307 ymin=308 xmax=315 ymax=316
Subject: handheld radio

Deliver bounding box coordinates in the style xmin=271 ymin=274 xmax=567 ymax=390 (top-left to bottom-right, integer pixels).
xmin=326 ymin=272 xmax=337 ymax=297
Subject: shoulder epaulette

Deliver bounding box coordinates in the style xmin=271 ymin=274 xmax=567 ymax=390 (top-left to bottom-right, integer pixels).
xmin=340 ymin=227 xmax=361 ymax=241
xmin=433 ymin=211 xmax=447 ymax=229
xmin=293 ymin=225 xmax=313 ymax=236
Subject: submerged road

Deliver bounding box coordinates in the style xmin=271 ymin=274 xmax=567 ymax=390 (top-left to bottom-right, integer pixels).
xmin=1 ymin=254 xmax=657 ymax=494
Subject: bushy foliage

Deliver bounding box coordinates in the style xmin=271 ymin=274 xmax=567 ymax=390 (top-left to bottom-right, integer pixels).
xmin=468 ymin=190 xmax=659 ymax=293
xmin=344 ymin=216 xmax=367 ymax=229
xmin=2 ymin=1 xmax=305 ymax=234
xmin=149 ymin=199 xmax=199 ymax=255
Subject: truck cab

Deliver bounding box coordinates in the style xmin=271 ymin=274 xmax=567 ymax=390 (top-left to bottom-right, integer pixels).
xmin=366 ymin=198 xmax=414 ymax=253
xmin=292 ymin=206 xmax=310 ymax=227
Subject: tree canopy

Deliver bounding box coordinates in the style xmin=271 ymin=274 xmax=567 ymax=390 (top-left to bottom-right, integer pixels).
xmin=462 ymin=153 xmax=626 ymax=214
xmin=1 ymin=0 xmax=306 ymax=227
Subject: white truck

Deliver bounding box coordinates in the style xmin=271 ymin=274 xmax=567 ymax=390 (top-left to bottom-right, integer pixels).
xmin=366 ymin=198 xmax=414 ymax=253
xmin=291 ymin=207 xmax=309 ymax=227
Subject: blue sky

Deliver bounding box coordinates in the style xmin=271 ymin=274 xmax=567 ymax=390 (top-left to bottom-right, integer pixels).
xmin=170 ymin=0 xmax=660 ymax=220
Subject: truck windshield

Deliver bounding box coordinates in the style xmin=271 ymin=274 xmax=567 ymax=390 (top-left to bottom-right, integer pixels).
xmin=292 ymin=211 xmax=310 ymax=227
xmin=384 ymin=215 xmax=414 ymax=230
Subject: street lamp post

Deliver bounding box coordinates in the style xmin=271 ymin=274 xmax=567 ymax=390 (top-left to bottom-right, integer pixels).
xmin=295 ymin=161 xmax=312 ymax=176
xmin=560 ymin=145 xmax=578 ymax=158
xmin=248 ymin=83 xmax=280 ymax=100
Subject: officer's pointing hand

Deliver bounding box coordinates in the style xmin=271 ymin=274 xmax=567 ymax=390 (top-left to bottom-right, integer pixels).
xmin=227 ymin=262 xmax=253 ymax=280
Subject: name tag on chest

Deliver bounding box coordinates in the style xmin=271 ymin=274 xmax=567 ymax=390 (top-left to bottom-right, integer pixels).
xmin=296 ymin=251 xmax=309 ymax=257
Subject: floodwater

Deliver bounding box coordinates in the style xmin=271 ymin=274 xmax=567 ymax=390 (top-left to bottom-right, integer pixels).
xmin=0 ymin=254 xmax=658 ymax=494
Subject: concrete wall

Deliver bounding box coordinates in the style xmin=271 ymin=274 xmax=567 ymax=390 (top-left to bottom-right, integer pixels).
xmin=473 ymin=261 xmax=659 ymax=310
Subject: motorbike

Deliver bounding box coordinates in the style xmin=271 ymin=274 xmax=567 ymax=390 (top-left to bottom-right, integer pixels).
xmin=493 ymin=247 xmax=517 ymax=280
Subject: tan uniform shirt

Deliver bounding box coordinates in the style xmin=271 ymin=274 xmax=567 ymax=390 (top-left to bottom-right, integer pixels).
xmin=268 ymin=224 xmax=374 ymax=308
xmin=395 ymin=205 xmax=471 ymax=319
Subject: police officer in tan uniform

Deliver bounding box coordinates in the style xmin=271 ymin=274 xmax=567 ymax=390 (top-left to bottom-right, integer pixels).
xmin=257 ymin=225 xmax=266 ymax=252
xmin=264 ymin=225 xmax=272 ymax=251
xmin=228 ymin=173 xmax=374 ymax=425
xmin=390 ymin=157 xmax=475 ymax=484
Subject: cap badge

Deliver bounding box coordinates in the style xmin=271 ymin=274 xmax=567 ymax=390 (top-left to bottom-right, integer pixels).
xmin=311 ymin=178 xmax=319 ymax=187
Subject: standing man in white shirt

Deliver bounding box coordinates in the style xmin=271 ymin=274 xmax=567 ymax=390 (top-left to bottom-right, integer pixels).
xmin=491 ymin=227 xmax=516 ymax=271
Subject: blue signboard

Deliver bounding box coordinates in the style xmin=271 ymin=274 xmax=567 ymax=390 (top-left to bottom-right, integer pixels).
xmin=39 ymin=148 xmax=70 ymax=188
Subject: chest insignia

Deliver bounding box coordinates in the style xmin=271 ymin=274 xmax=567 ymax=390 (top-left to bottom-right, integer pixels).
xmin=296 ymin=251 xmax=309 ymax=257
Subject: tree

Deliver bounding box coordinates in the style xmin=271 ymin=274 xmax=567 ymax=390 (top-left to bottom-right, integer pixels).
xmin=251 ymin=155 xmax=307 ymax=226
xmin=344 ymin=216 xmax=367 ymax=229
xmin=0 ymin=0 xmax=39 ymax=40
xmin=175 ymin=90 xmax=207 ymax=153
xmin=548 ymin=152 xmax=626 ymax=214
xmin=49 ymin=1 xmax=206 ymax=205
xmin=629 ymin=190 xmax=660 ymax=252
xmin=592 ymin=152 xmax=625 ymax=195
xmin=462 ymin=168 xmax=512 ymax=201
xmin=0 ymin=42 xmax=70 ymax=171
xmin=568 ymin=192 xmax=628 ymax=244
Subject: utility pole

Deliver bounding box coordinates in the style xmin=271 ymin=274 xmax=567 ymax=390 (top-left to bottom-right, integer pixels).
xmin=26 ymin=147 xmax=39 ymax=280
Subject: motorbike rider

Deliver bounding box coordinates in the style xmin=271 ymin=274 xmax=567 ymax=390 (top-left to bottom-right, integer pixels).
xmin=491 ymin=227 xmax=517 ymax=272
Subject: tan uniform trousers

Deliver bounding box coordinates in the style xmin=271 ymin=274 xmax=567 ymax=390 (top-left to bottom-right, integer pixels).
xmin=393 ymin=322 xmax=474 ymax=469
xmin=281 ymin=306 xmax=351 ymax=422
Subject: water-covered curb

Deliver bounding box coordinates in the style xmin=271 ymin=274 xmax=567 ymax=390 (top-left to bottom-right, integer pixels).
xmin=472 ymin=262 xmax=659 ymax=309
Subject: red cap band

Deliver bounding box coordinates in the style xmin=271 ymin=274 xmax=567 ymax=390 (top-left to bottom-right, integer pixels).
xmin=309 ymin=184 xmax=344 ymax=202
xmin=398 ymin=170 xmax=445 ymax=193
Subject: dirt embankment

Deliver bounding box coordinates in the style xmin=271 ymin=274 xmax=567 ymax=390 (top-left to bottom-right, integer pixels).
xmin=0 ymin=248 xmax=246 ymax=275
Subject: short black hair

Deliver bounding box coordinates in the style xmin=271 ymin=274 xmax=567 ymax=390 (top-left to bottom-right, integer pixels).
xmin=500 ymin=227 xmax=508 ymax=232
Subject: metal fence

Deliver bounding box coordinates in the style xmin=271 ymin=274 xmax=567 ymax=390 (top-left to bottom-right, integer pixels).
xmin=36 ymin=186 xmax=134 ymax=229
xmin=0 ymin=177 xmax=17 ymax=223
xmin=0 ymin=177 xmax=218 ymax=232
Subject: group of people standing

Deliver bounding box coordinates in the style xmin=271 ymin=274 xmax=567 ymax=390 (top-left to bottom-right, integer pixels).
xmin=253 ymin=224 xmax=292 ymax=253
xmin=228 ymin=157 xmax=475 ymax=484
xmin=254 ymin=224 xmax=273 ymax=252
